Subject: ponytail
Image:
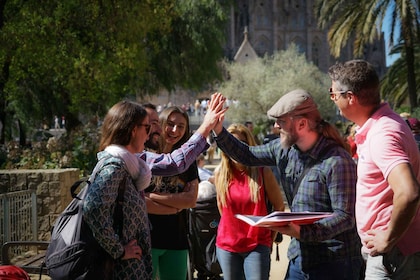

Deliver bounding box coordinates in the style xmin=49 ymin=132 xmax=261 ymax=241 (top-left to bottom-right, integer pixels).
xmin=301 ymin=111 xmax=351 ymax=154
xmin=297 ymin=111 xmax=350 ymax=154
xmin=318 ymin=120 xmax=350 ymax=153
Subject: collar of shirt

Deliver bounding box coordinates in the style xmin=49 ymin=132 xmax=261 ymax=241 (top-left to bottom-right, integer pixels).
xmin=292 ymin=136 xmax=328 ymax=162
xmin=354 ymin=102 xmax=390 ymax=146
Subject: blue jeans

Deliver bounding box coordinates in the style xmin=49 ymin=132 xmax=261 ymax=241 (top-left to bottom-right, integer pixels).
xmin=216 ymin=245 xmax=271 ymax=280
xmin=285 ymin=255 xmax=364 ymax=280
xmin=363 ymin=247 xmax=420 ymax=280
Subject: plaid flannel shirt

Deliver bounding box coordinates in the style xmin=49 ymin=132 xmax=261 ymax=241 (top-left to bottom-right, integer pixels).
xmin=214 ymin=128 xmax=361 ymax=271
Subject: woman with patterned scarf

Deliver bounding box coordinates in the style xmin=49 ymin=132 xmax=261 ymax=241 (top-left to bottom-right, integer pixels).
xmin=83 ymin=100 xmax=153 ymax=279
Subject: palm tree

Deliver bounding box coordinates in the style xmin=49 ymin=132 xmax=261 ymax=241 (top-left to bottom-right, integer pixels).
xmin=381 ymin=42 xmax=420 ymax=108
xmin=314 ymin=0 xmax=419 ymax=110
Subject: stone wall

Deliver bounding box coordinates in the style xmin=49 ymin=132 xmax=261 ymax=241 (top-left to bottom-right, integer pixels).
xmin=0 ymin=169 xmax=80 ymax=241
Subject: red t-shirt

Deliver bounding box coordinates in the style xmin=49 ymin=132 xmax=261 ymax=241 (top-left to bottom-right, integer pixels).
xmin=216 ymin=168 xmax=272 ymax=253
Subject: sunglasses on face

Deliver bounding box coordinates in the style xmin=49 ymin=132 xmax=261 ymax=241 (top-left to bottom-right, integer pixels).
xmin=329 ymin=88 xmax=348 ymax=101
xmin=137 ymin=124 xmax=151 ymax=134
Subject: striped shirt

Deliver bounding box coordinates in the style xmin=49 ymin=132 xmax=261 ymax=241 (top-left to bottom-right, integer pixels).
xmin=141 ymin=132 xmax=208 ymax=176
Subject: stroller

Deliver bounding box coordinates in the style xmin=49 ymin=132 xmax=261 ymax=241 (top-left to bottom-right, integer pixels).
xmin=187 ymin=181 xmax=222 ymax=280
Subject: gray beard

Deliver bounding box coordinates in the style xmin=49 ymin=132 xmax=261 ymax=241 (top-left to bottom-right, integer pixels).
xmin=280 ymin=131 xmax=298 ymax=149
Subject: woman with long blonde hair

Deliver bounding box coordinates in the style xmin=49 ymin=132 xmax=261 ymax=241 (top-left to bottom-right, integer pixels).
xmin=214 ymin=123 xmax=285 ymax=280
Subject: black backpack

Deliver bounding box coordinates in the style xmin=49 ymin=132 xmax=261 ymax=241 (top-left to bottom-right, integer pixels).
xmin=44 ymin=174 xmax=126 ymax=280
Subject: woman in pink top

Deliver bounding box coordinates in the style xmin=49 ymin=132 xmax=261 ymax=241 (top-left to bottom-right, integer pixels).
xmin=214 ymin=123 xmax=285 ymax=280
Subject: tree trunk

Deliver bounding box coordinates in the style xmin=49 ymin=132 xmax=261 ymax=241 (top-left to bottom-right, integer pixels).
xmin=17 ymin=119 xmax=26 ymax=146
xmin=0 ymin=59 xmax=11 ymax=144
xmin=402 ymin=7 xmax=418 ymax=111
xmin=405 ymin=44 xmax=417 ymax=111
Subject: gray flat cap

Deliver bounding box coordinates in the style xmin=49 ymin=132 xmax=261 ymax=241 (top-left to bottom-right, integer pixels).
xmin=267 ymin=89 xmax=318 ymax=118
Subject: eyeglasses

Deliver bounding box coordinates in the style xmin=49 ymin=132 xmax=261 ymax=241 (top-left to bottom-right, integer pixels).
xmin=275 ymin=118 xmax=288 ymax=127
xmin=329 ymin=88 xmax=348 ymax=101
xmin=275 ymin=115 xmax=296 ymax=127
xmin=137 ymin=124 xmax=151 ymax=134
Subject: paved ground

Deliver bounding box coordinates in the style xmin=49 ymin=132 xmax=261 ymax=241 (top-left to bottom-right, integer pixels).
xmin=269 ymin=235 xmax=290 ymax=279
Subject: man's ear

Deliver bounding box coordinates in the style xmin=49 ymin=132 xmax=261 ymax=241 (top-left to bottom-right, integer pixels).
xmin=297 ymin=118 xmax=306 ymax=130
xmin=347 ymin=91 xmax=356 ymax=105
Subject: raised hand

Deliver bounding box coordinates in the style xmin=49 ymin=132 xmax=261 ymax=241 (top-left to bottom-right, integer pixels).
xmin=208 ymin=92 xmax=227 ymax=135
xmin=196 ymin=92 xmax=228 ymax=137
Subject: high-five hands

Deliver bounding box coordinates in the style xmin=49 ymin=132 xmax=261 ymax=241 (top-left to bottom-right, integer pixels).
xmin=197 ymin=92 xmax=228 ymax=137
xmin=206 ymin=92 xmax=227 ymax=135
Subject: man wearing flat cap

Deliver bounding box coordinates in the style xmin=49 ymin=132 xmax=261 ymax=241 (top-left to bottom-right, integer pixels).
xmin=211 ymin=90 xmax=363 ymax=279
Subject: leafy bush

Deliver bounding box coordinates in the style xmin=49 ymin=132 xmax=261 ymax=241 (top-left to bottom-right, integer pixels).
xmin=2 ymin=123 xmax=100 ymax=176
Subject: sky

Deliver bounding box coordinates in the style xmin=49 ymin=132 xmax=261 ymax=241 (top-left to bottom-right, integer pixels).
xmin=386 ymin=54 xmax=399 ymax=67
xmin=384 ymin=33 xmax=400 ymax=67
xmin=383 ymin=6 xmax=401 ymax=67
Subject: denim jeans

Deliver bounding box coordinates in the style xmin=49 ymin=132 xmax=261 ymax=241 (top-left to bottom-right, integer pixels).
xmin=216 ymin=244 xmax=271 ymax=280
xmin=285 ymin=255 xmax=364 ymax=280
xmin=363 ymin=247 xmax=420 ymax=280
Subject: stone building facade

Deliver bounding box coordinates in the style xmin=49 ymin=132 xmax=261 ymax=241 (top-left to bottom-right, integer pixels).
xmin=224 ymin=0 xmax=387 ymax=76
xmin=144 ymin=0 xmax=388 ymax=110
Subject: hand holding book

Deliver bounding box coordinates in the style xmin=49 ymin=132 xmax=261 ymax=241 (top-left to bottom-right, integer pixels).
xmin=235 ymin=211 xmax=333 ymax=228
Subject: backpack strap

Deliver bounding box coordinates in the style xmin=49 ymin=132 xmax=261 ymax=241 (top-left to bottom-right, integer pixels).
xmin=71 ymin=158 xmax=107 ymax=199
xmin=71 ymin=163 xmax=126 ymax=238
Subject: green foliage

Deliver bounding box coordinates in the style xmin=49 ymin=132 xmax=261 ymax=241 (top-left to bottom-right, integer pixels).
xmin=2 ymin=0 xmax=167 ymax=129
xmin=0 ymin=0 xmax=230 ymax=145
xmin=147 ymin=0 xmax=229 ymax=91
xmin=2 ymin=123 xmax=100 ymax=176
xmin=314 ymin=0 xmax=419 ymax=109
xmin=381 ymin=42 xmax=420 ymax=108
xmin=68 ymin=124 xmax=101 ymax=176
xmin=219 ymin=46 xmax=334 ymax=128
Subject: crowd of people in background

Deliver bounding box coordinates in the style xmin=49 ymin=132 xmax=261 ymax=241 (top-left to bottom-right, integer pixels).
xmin=155 ymin=100 xmax=207 ymax=117
xmin=154 ymin=97 xmax=240 ymax=120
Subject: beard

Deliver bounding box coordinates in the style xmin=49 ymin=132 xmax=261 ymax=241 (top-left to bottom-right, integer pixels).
xmin=280 ymin=127 xmax=298 ymax=149
xmin=145 ymin=132 xmax=160 ymax=151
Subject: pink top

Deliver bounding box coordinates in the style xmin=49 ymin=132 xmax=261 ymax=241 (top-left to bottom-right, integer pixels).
xmin=355 ymin=103 xmax=420 ymax=255
xmin=216 ymin=168 xmax=272 ymax=253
